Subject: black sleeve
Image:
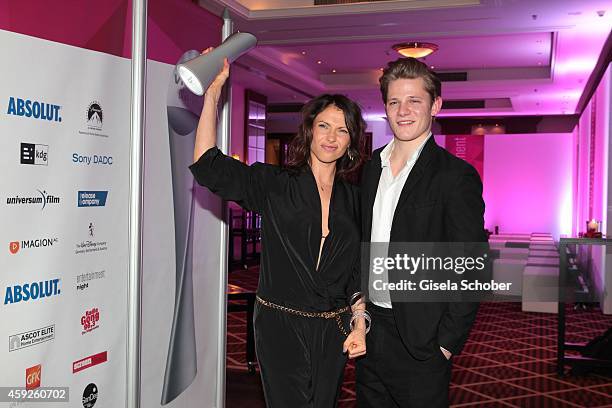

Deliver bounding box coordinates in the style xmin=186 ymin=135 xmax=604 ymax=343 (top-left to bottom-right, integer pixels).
xmin=189 ymin=146 xmax=269 ymax=213
xmin=438 ymin=164 xmax=487 ymax=355
xmin=346 ymin=185 xmax=363 ymax=300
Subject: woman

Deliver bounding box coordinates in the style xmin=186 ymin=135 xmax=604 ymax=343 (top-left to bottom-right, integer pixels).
xmin=190 ymin=52 xmax=370 ymax=407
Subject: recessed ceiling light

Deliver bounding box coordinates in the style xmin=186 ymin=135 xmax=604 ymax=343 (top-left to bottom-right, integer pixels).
xmin=332 ymin=69 xmax=337 ymax=73
xmin=317 ymin=60 xmax=322 ymax=64
xmin=430 ymin=65 xmax=435 ymax=69
xmin=301 ymin=51 xmax=306 ymax=55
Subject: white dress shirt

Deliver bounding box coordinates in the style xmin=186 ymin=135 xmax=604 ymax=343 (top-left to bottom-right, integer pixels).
xmin=370 ymin=133 xmax=431 ymax=308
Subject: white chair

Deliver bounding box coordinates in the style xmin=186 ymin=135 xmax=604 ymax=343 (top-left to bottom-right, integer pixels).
xmin=522 ymin=265 xmax=559 ymax=313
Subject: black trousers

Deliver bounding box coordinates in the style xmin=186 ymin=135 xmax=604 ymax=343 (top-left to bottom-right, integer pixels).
xmin=356 ymin=304 xmax=451 ymax=408
xmin=254 ymin=302 xmax=348 ymax=408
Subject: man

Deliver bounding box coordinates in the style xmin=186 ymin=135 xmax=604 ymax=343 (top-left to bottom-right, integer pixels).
xmin=357 ymin=57 xmax=487 ymax=407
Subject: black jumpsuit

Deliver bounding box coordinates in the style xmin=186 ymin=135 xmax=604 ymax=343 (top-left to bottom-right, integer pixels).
xmin=190 ymin=147 xmax=361 ymax=407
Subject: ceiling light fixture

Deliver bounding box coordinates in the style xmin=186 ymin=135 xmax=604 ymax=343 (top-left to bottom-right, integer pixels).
xmin=392 ymin=42 xmax=438 ymax=59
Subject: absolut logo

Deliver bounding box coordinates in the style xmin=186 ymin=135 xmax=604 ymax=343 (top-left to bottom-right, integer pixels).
xmin=7 ymin=97 xmax=62 ymax=122
xmin=4 ymin=279 xmax=61 ymax=305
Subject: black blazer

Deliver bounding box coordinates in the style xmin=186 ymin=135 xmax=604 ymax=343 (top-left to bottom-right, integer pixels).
xmin=361 ymin=136 xmax=487 ymax=360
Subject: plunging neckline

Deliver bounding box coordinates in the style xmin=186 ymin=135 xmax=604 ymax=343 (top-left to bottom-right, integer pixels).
xmin=311 ymin=172 xmax=335 ymax=272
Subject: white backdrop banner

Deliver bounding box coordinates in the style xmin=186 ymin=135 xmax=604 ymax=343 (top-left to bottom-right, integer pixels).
xmin=0 ymin=29 xmax=130 ymax=407
xmin=0 ymin=30 xmax=225 ymax=408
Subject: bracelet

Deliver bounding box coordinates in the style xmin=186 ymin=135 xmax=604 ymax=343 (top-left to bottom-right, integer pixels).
xmin=349 ymin=291 xmax=364 ymax=307
xmin=350 ymin=310 xmax=371 ymax=334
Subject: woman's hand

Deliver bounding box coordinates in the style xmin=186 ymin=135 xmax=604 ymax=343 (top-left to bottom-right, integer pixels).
xmin=193 ymin=47 xmax=230 ymax=163
xmin=343 ymin=328 xmax=366 ymax=359
xmin=201 ymin=47 xmax=229 ymax=101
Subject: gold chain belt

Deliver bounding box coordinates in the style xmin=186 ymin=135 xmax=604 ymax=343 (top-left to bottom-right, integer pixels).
xmin=256 ymin=295 xmax=349 ymax=336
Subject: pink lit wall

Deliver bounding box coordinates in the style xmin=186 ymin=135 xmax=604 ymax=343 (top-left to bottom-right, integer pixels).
xmin=0 ymin=0 xmax=131 ymax=56
xmin=230 ymin=83 xmax=246 ymax=160
xmin=479 ymin=133 xmax=573 ymax=240
xmin=573 ymin=64 xmax=610 ymax=314
xmin=574 ymin=65 xmax=610 ymax=236
xmin=0 ymin=0 xmax=221 ymax=65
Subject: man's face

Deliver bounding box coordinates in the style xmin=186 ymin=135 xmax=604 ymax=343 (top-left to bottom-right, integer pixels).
xmin=385 ymin=77 xmax=442 ymax=143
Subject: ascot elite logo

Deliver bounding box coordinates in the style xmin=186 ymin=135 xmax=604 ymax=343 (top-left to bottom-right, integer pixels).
xmin=7 ymin=96 xmax=62 ymax=122
xmin=6 ymin=190 xmax=61 ymax=210
xmin=73 ymin=351 xmax=107 ymax=374
xmin=21 ymin=143 xmax=49 ymax=165
xmin=9 ymin=325 xmax=55 ymax=352
xmin=82 ymin=383 xmax=98 ymax=408
xmin=81 ymin=307 xmax=100 ymax=335
xmin=9 ymin=237 xmax=58 ymax=255
xmin=77 ymin=191 xmax=108 ymax=208
xmin=4 ymin=279 xmax=61 ymax=305
xmin=25 ymin=364 xmax=41 ymax=390
xmin=75 ymin=223 xmax=107 ymax=255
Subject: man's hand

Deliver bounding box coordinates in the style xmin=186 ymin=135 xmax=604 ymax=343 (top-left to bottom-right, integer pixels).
xmin=440 ymin=346 xmax=452 ymax=360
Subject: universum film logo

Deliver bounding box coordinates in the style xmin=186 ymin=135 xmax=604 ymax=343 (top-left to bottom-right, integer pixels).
xmin=6 ymin=190 xmax=61 ymax=210
xmin=78 ymin=191 xmax=108 ymax=208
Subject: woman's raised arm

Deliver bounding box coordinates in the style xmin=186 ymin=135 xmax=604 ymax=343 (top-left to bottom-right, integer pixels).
xmin=193 ymin=48 xmax=230 ymax=163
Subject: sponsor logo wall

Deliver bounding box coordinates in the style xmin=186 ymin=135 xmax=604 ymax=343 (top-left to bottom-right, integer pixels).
xmin=0 ymin=29 xmax=129 ymax=407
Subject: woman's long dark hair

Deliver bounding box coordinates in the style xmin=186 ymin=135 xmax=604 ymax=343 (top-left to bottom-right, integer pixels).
xmin=285 ymin=94 xmax=367 ymax=181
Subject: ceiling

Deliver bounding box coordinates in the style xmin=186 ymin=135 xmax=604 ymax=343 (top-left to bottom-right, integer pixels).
xmin=197 ymin=0 xmax=612 ymax=119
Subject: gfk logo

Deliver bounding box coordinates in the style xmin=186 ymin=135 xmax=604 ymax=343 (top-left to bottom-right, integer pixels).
xmin=9 ymin=241 xmax=20 ymax=254
xmin=26 ymin=364 xmax=41 ymax=390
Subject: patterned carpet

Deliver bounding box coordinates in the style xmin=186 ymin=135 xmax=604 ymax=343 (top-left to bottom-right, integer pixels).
xmin=227 ymin=267 xmax=612 ymax=407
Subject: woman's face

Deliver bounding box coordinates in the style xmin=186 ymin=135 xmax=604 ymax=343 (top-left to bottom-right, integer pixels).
xmin=309 ymin=105 xmax=351 ymax=166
